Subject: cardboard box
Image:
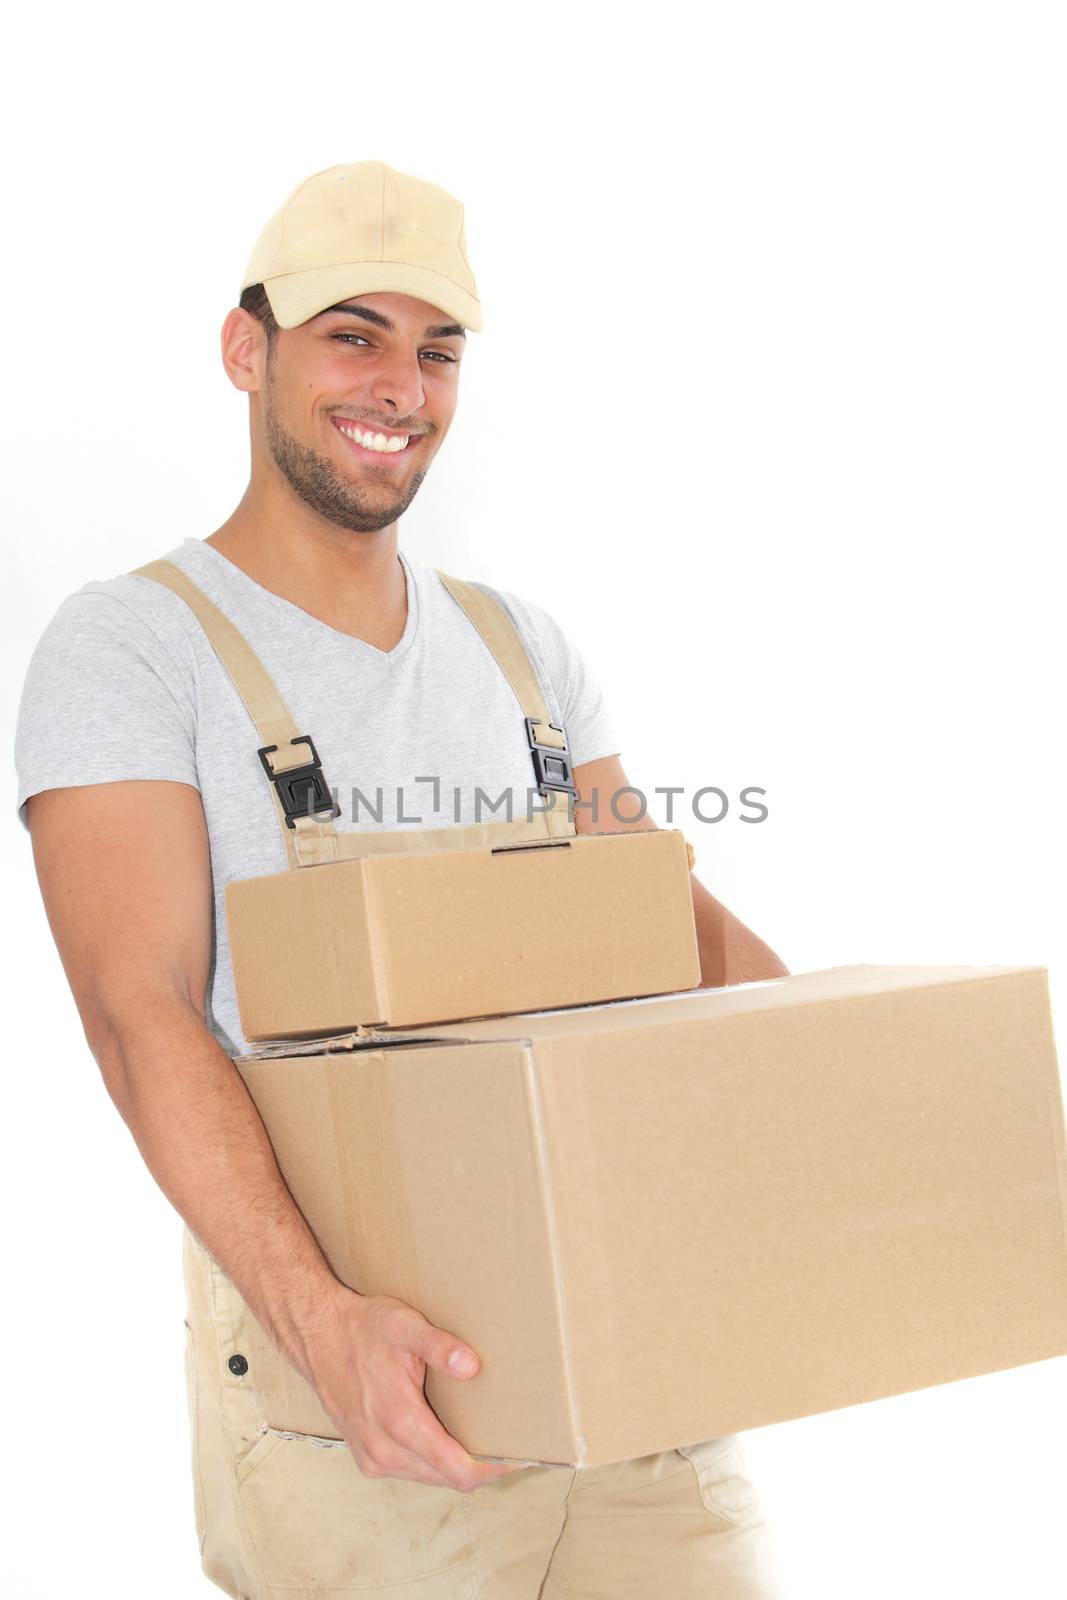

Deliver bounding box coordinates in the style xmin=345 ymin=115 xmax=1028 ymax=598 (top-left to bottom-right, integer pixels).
xmin=233 ymin=963 xmax=1067 ymax=1467
xmin=226 ymin=827 xmax=701 ymax=1041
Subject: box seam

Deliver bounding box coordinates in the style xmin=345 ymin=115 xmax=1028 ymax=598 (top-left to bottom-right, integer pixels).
xmin=521 ymin=1039 xmax=585 ymax=1466
xmin=360 ymin=860 xmax=394 ymax=1027
xmin=1034 ymin=967 xmax=1067 ymax=1273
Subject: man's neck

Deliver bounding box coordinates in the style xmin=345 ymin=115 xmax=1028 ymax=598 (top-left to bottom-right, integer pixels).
xmin=205 ymin=508 xmax=408 ymax=650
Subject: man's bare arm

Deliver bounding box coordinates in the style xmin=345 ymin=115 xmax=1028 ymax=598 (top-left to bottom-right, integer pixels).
xmin=572 ymin=753 xmax=789 ymax=985
xmin=26 ymin=779 xmax=517 ymax=1490
xmin=27 ymin=779 xmax=349 ymax=1381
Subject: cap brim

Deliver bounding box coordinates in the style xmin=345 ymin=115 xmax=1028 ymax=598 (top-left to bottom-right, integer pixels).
xmin=261 ymin=261 xmax=483 ymax=332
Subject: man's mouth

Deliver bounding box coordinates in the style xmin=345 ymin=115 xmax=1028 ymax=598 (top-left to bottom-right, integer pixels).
xmin=330 ymin=416 xmax=421 ymax=461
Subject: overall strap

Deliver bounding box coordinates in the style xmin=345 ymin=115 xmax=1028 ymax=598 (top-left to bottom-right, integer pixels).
xmin=128 ymin=556 xmax=578 ymax=861
xmin=433 ymin=573 xmax=577 ymax=828
xmin=129 ymin=559 xmax=342 ymax=869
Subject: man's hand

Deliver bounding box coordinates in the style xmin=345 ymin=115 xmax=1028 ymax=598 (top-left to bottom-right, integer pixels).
xmin=311 ymin=1286 xmax=524 ymax=1490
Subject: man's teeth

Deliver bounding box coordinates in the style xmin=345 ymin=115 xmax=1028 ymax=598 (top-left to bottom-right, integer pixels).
xmin=337 ymin=422 xmax=409 ymax=454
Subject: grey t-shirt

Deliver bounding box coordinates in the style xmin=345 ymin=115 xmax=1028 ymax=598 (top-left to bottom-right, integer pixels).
xmin=14 ymin=537 xmax=621 ymax=1055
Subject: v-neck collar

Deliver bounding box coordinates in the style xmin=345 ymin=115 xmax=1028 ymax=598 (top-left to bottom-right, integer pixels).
xmin=179 ymin=537 xmax=420 ymax=666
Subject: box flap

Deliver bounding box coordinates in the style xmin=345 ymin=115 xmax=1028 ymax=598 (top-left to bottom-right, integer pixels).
xmin=239 ymin=962 xmax=1046 ymax=1061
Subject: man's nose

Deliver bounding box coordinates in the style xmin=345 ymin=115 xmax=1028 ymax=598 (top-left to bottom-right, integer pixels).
xmin=368 ymin=348 xmax=426 ymax=416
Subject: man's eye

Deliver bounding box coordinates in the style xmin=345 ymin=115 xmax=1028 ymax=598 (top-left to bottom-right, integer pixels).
xmin=330 ymin=332 xmax=455 ymax=363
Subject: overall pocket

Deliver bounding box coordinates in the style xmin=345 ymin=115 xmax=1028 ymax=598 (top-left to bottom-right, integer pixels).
xmin=675 ymin=1435 xmax=763 ymax=1530
xmin=235 ymin=1431 xmax=478 ymax=1591
xmin=200 ymin=1248 xmax=479 ymax=1590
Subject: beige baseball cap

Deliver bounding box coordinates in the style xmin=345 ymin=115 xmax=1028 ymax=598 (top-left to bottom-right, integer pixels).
xmin=239 ymin=159 xmax=483 ymax=332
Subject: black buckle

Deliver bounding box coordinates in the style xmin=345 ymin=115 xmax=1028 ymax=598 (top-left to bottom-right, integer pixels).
xmin=525 ymin=716 xmax=577 ymax=797
xmin=257 ymin=734 xmax=341 ymax=829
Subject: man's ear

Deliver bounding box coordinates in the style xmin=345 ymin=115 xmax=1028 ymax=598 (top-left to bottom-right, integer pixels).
xmin=221 ymin=306 xmax=269 ymax=395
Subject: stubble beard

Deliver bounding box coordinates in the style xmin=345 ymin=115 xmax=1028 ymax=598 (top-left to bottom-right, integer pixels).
xmin=262 ymin=366 xmax=426 ymax=534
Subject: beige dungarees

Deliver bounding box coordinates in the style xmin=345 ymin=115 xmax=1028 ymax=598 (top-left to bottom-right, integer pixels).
xmin=127 ymin=558 xmax=782 ymax=1600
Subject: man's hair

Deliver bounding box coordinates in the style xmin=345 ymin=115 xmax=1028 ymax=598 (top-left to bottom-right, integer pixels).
xmin=239 ymin=282 xmax=280 ymax=346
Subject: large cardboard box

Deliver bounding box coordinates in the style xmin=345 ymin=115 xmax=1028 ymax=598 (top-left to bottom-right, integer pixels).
xmin=234 ymin=964 xmax=1067 ymax=1467
xmin=226 ymin=827 xmax=701 ymax=1040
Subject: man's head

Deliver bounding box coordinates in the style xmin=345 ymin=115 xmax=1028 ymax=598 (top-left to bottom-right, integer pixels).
xmin=222 ymin=161 xmax=480 ymax=535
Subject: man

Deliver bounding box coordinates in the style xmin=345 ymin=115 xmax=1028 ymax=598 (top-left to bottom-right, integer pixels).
xmin=15 ymin=160 xmax=788 ymax=1597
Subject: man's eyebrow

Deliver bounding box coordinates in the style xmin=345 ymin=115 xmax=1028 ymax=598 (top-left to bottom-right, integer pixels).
xmin=314 ymin=303 xmax=466 ymax=340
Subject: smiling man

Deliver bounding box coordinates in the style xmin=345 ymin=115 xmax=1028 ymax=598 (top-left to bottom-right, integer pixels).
xmin=15 ymin=161 xmax=787 ymax=1598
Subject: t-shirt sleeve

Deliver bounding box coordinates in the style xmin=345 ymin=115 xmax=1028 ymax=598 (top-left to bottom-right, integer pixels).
xmin=491 ymin=588 xmax=623 ymax=768
xmin=14 ymin=589 xmax=199 ymax=832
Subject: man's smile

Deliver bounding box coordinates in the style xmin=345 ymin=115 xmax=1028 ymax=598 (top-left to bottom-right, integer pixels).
xmin=330 ymin=415 xmax=422 ymax=463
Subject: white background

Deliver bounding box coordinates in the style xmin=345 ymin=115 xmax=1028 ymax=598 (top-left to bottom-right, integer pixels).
xmin=4 ymin=2 xmax=1066 ymax=1595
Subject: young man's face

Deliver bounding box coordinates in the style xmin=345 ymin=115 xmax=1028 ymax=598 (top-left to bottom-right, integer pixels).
xmin=251 ymin=291 xmax=465 ymax=534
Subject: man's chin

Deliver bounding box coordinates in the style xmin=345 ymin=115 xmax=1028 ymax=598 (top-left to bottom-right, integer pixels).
xmin=321 ymin=476 xmax=424 ymax=533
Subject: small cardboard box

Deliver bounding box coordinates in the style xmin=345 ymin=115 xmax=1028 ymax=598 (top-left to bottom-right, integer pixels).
xmin=233 ymin=963 xmax=1067 ymax=1467
xmin=226 ymin=827 xmax=701 ymax=1041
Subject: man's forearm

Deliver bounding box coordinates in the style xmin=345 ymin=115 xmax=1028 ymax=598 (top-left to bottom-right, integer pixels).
xmin=690 ymin=872 xmax=789 ymax=986
xmin=90 ymin=992 xmax=351 ymax=1390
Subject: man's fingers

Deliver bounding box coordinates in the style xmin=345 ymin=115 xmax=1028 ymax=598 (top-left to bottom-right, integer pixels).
xmin=341 ymin=1298 xmax=522 ymax=1489
xmin=360 ymin=1436 xmax=519 ymax=1490
xmin=358 ymin=1438 xmax=453 ymax=1487
xmin=387 ymin=1402 xmax=523 ymax=1490
xmin=410 ymin=1319 xmax=480 ymax=1379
